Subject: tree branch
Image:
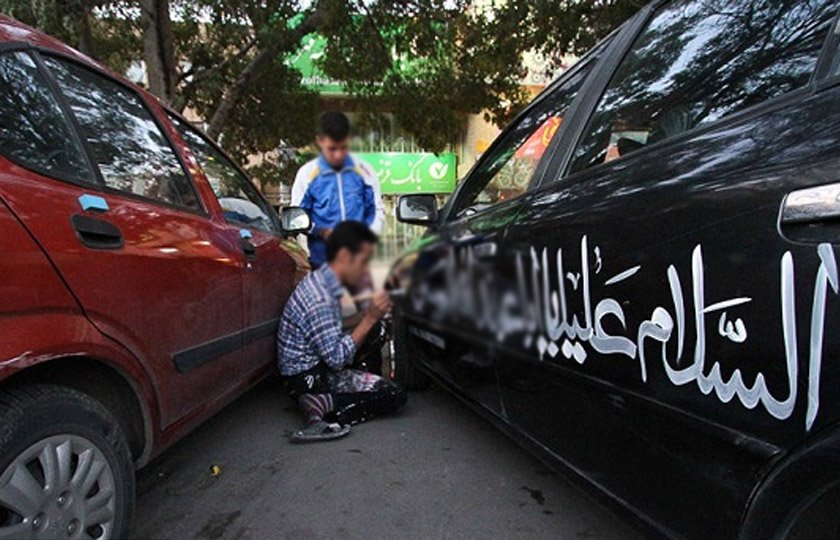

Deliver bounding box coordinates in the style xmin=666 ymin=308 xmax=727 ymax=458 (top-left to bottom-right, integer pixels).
xmin=205 ymin=8 xmax=323 ymax=140
xmin=178 ymin=36 xmax=257 ymax=84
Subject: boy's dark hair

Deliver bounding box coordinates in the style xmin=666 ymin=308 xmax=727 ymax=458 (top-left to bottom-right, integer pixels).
xmin=317 ymin=111 xmax=351 ymax=141
xmin=326 ymin=221 xmax=378 ymax=262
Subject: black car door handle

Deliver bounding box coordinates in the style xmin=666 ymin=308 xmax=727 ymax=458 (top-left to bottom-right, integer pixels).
xmin=473 ymin=241 xmax=498 ymax=259
xmin=781 ymin=183 xmax=840 ymax=225
xmin=71 ymin=214 xmax=123 ymax=250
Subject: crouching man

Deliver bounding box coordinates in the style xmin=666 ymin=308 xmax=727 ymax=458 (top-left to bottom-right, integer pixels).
xmin=277 ymin=221 xmax=406 ymax=442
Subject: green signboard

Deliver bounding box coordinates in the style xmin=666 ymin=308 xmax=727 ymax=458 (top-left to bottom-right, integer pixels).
xmin=357 ymin=152 xmax=457 ymax=194
xmin=286 ymin=33 xmax=346 ymax=95
xmin=285 ymin=16 xmax=416 ymax=96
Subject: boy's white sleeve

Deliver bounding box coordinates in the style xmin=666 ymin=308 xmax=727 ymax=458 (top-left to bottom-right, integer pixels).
xmin=291 ymin=164 xmax=311 ymax=206
xmin=360 ymin=161 xmax=386 ymax=235
xmin=290 ymin=163 xmax=314 ymax=249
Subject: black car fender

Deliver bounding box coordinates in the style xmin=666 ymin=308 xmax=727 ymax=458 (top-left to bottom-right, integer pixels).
xmin=740 ymin=422 xmax=840 ymax=539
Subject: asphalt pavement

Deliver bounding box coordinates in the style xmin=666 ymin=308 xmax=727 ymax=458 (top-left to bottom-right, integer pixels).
xmin=132 ymin=379 xmax=641 ymax=540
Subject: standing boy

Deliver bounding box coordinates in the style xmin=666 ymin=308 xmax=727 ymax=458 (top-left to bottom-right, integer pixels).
xmin=292 ymin=111 xmax=385 ymax=268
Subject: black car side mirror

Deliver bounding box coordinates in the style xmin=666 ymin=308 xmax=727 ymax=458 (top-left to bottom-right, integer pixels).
xmin=280 ymin=206 xmax=311 ymax=234
xmin=397 ymin=194 xmax=438 ymax=226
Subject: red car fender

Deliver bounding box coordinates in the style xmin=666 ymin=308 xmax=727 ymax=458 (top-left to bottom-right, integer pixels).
xmin=0 ymin=310 xmax=160 ymax=465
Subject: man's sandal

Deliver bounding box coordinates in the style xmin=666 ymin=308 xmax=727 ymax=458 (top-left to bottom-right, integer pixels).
xmin=289 ymin=421 xmax=351 ymax=443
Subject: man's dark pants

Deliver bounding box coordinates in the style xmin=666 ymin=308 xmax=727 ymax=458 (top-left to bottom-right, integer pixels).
xmin=282 ymin=323 xmax=406 ymax=425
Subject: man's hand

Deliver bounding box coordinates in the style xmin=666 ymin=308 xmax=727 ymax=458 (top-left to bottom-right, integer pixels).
xmin=318 ymin=228 xmax=333 ymax=240
xmin=366 ymin=291 xmax=392 ymax=321
xmin=351 ymin=291 xmax=391 ymax=348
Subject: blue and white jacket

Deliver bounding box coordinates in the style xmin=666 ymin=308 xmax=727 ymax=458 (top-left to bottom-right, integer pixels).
xmin=291 ymin=154 xmax=385 ymax=266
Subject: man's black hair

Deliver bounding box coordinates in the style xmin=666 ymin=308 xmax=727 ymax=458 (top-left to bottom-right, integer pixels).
xmin=326 ymin=221 xmax=378 ymax=262
xmin=317 ymin=111 xmax=351 ymax=141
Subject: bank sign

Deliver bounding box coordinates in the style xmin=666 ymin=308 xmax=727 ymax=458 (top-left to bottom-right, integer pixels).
xmin=286 ymin=34 xmax=344 ymax=95
xmin=286 ymin=24 xmax=414 ymax=96
xmin=357 ymin=153 xmax=457 ymax=194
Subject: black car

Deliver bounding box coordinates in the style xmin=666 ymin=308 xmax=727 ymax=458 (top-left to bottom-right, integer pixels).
xmin=387 ymin=0 xmax=840 ymax=538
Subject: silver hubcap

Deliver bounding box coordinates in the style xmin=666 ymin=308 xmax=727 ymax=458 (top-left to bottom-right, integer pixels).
xmin=0 ymin=435 xmax=116 ymax=540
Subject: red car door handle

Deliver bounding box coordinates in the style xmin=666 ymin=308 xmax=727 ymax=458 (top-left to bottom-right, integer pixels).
xmin=239 ymin=229 xmax=257 ymax=259
xmin=242 ymin=240 xmax=257 ymax=258
xmin=70 ymin=214 xmax=123 ymax=250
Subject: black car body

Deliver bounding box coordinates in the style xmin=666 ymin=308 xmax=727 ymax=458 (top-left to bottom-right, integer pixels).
xmin=387 ymin=1 xmax=840 ymax=538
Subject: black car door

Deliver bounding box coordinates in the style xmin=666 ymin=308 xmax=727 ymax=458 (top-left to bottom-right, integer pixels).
xmin=495 ymin=1 xmax=840 ymax=538
xmin=403 ymin=54 xmax=605 ymax=417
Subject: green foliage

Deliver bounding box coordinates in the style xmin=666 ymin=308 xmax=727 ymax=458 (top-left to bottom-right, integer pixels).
xmin=529 ymin=0 xmax=648 ymax=71
xmin=0 ymin=0 xmax=141 ymax=71
xmin=171 ymin=1 xmax=319 ymax=173
xmin=318 ymin=1 xmax=534 ymax=151
xmin=2 ymin=0 xmax=645 ymax=184
xmin=0 ymin=0 xmax=87 ymax=46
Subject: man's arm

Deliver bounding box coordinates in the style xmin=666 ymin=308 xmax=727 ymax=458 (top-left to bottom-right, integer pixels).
xmin=305 ymin=188 xmax=331 ymax=240
xmin=291 ymin=165 xmax=310 ymax=207
xmin=358 ymin=160 xmax=385 ymax=235
xmin=309 ymin=293 xmax=392 ymax=370
xmin=293 ymin=162 xmax=330 ymax=239
xmin=349 ymin=292 xmax=391 ymax=345
xmin=307 ymin=300 xmax=356 ymax=370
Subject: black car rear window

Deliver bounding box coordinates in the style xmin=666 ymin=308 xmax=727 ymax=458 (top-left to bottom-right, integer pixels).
xmin=570 ymin=0 xmax=839 ymax=173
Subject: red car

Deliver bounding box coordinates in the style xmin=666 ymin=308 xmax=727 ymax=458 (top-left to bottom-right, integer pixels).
xmin=0 ymin=15 xmax=311 ymax=539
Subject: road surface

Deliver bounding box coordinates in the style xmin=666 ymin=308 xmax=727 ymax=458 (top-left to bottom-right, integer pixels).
xmin=132 ymin=380 xmax=641 ymax=539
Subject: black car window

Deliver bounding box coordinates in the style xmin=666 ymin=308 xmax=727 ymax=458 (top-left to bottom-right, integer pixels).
xmin=451 ymin=57 xmax=600 ymax=219
xmin=168 ymin=114 xmax=279 ymax=234
xmin=569 ymin=0 xmax=838 ymax=174
xmin=0 ymin=52 xmax=94 ymax=184
xmin=43 ymin=57 xmax=200 ymax=211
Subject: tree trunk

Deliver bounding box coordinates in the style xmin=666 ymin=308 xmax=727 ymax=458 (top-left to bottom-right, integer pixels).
xmin=76 ymin=1 xmax=95 ymax=56
xmin=141 ymin=0 xmax=176 ymax=103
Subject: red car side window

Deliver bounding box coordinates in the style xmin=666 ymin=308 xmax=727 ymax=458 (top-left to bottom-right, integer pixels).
xmin=43 ymin=56 xmax=202 ymax=211
xmin=168 ymin=114 xmax=280 ymax=234
xmin=0 ymin=51 xmax=94 ymax=185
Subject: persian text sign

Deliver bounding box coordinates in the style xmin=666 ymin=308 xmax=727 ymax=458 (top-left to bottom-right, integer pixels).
xmin=357 ymin=152 xmax=457 ymax=194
